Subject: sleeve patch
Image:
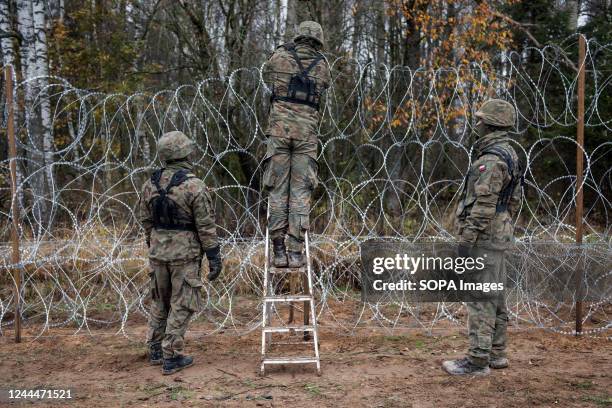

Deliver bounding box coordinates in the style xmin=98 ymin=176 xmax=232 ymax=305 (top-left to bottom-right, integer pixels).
xmin=478 ymin=164 xmax=487 ymax=172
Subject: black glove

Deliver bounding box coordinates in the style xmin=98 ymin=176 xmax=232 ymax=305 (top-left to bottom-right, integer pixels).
xmin=457 ymin=242 xmax=472 ymax=258
xmin=205 ymin=246 xmax=223 ymax=281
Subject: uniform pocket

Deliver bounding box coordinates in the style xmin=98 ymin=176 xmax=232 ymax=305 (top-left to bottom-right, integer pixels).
xmin=491 ymin=214 xmax=513 ymax=245
xmin=300 ymin=214 xmax=310 ymax=231
xmin=262 ymin=138 xmax=277 ymax=189
xmin=456 ymin=196 xmax=476 ymax=218
xmin=306 ymin=157 xmax=319 ymax=191
xmin=180 ymin=276 xmax=204 ymax=312
xmin=148 ymin=270 xmax=158 ymax=301
xmin=203 ymin=187 xmax=215 ymax=218
xmin=262 ymin=156 xmax=276 ymax=189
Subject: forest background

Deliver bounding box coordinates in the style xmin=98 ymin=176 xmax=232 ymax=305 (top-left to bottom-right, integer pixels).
xmin=0 ymin=0 xmax=610 ymax=237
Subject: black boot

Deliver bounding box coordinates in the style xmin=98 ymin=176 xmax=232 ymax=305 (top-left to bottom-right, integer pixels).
xmin=489 ymin=356 xmax=509 ymax=369
xmin=442 ymin=357 xmax=490 ymax=376
xmin=162 ymin=354 xmax=194 ymax=375
xmin=287 ymin=251 xmax=304 ymax=268
xmin=272 ymin=238 xmax=288 ymax=267
xmin=149 ymin=343 xmax=162 ymax=366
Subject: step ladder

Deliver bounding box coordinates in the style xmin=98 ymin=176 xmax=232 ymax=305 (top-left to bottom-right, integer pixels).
xmin=260 ymin=225 xmax=321 ymax=376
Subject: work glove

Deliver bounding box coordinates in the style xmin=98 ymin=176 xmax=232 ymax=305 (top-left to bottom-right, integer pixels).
xmin=205 ymin=246 xmax=223 ymax=281
xmin=457 ymin=242 xmax=472 ymax=259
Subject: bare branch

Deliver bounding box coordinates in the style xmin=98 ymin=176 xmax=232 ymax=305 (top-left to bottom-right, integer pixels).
xmin=490 ymin=10 xmax=579 ymax=73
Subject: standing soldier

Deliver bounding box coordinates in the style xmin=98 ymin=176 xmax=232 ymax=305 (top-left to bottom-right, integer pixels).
xmin=443 ymin=99 xmax=523 ymax=376
xmin=139 ymin=131 xmax=223 ymax=375
xmin=263 ymin=21 xmax=331 ymax=267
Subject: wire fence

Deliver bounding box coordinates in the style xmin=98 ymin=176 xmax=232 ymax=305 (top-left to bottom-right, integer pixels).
xmin=0 ymin=35 xmax=610 ymax=339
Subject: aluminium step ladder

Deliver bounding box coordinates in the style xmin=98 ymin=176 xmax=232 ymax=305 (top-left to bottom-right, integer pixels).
xmin=260 ymin=224 xmax=321 ymax=376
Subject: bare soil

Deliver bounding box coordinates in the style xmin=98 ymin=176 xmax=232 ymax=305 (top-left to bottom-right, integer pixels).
xmin=1 ymin=323 xmax=610 ymax=408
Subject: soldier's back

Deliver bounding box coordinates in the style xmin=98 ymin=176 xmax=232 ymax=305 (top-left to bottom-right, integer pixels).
xmin=142 ymin=168 xmax=206 ymax=262
xmin=264 ymin=42 xmax=331 ymax=142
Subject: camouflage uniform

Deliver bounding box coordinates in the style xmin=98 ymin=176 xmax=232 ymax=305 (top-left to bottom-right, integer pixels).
xmin=453 ymin=99 xmax=522 ymax=370
xmin=263 ymin=21 xmax=331 ymax=254
xmin=138 ymin=131 xmax=219 ymax=360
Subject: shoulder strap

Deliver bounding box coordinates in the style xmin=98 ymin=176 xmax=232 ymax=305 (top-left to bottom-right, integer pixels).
xmin=302 ymin=53 xmax=324 ymax=77
xmin=150 ymin=168 xmax=195 ymax=196
xmin=165 ymin=169 xmax=195 ymax=194
xmin=151 ymin=169 xmax=165 ymax=195
xmin=284 ymin=42 xmax=322 ymax=77
xmin=285 ymin=43 xmax=307 ymax=75
xmin=479 ymin=145 xmax=524 ymax=212
xmin=479 ymin=146 xmax=514 ymax=175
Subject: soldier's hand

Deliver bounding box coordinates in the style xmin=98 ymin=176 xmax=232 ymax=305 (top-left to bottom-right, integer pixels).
xmin=205 ymin=246 xmax=223 ymax=281
xmin=457 ymin=243 xmax=472 ymax=258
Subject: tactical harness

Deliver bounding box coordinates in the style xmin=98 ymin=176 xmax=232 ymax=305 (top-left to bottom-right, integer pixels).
xmin=270 ymin=43 xmax=324 ymax=110
xmin=149 ymin=169 xmax=197 ymax=232
xmin=460 ymin=146 xmax=525 ymax=214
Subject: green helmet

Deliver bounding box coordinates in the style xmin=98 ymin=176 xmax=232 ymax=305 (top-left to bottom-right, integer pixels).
xmin=157 ymin=131 xmax=195 ymax=162
xmin=293 ymin=21 xmax=325 ymax=48
xmin=475 ymin=99 xmax=516 ymax=128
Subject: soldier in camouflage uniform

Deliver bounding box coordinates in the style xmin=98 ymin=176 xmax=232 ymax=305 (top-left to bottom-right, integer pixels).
xmin=262 ymin=21 xmax=331 ymax=268
xmin=443 ymin=99 xmax=523 ymax=376
xmin=138 ymin=131 xmax=223 ymax=375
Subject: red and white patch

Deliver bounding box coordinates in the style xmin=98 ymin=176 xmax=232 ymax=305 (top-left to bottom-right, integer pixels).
xmin=478 ymin=164 xmax=487 ymax=172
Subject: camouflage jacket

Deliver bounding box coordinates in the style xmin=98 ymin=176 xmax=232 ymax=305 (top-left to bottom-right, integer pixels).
xmin=263 ymin=42 xmax=331 ymax=142
xmin=455 ymin=131 xmax=522 ymax=250
xmin=138 ymin=161 xmax=218 ymax=262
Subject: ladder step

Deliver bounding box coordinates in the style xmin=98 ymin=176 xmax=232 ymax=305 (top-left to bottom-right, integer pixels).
xmin=263 ymin=325 xmax=315 ymax=333
xmin=262 ymin=356 xmax=319 ymax=365
xmin=264 ymin=295 xmax=312 ymax=303
xmin=268 ymin=341 xmax=313 ymax=346
xmin=269 ymin=266 xmax=306 ymax=274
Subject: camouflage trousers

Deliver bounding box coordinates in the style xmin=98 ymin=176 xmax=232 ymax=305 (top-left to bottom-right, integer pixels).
xmin=466 ymin=248 xmax=508 ymax=367
xmin=263 ymin=136 xmax=318 ymax=252
xmin=147 ymin=259 xmax=203 ymax=359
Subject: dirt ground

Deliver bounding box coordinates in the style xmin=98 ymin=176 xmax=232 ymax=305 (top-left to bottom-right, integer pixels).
xmin=1 ymin=324 xmax=610 ymax=408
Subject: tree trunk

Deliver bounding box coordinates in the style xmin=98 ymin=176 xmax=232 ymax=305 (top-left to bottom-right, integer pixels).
xmin=32 ymin=0 xmax=54 ymax=224
xmin=375 ymin=0 xmax=386 ymax=67
xmin=285 ymin=0 xmax=298 ymax=41
xmin=351 ymin=0 xmax=364 ymax=60
xmin=17 ymin=0 xmax=48 ymax=222
xmin=566 ymin=0 xmax=578 ymax=31
xmin=0 ymin=0 xmax=17 ymax=66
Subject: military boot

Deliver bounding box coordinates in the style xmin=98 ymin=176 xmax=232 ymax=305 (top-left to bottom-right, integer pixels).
xmin=162 ymin=355 xmax=194 ymax=375
xmin=149 ymin=343 xmax=163 ymax=366
xmin=489 ymin=356 xmax=509 ymax=369
xmin=442 ymin=358 xmax=490 ymax=376
xmin=287 ymin=251 xmax=304 ymax=268
xmin=272 ymin=238 xmax=288 ymax=267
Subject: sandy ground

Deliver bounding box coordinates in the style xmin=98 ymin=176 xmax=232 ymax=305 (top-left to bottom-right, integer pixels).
xmin=1 ymin=323 xmax=611 ymax=408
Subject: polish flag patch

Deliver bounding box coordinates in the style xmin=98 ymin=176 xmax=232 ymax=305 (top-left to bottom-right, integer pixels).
xmin=478 ymin=164 xmax=487 ymax=172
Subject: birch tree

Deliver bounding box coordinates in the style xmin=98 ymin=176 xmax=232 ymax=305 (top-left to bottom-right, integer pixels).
xmin=32 ymin=0 xmax=54 ymax=217
xmin=0 ymin=0 xmax=17 ymax=67
xmin=16 ymin=0 xmax=53 ymax=221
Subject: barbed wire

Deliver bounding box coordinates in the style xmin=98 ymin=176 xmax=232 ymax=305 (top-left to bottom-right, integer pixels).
xmin=0 ymin=35 xmax=610 ymax=340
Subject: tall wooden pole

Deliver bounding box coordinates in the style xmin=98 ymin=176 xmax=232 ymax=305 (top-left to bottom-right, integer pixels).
xmin=575 ymin=35 xmax=586 ymax=335
xmin=5 ymin=65 xmax=22 ymax=342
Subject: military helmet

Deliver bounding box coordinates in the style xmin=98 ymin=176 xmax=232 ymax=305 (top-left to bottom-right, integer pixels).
xmin=475 ymin=99 xmax=516 ymax=128
xmin=293 ymin=21 xmax=325 ymax=47
xmin=157 ymin=131 xmax=195 ymax=162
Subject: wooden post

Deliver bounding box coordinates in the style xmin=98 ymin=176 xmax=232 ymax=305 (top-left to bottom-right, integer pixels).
xmin=575 ymin=35 xmax=586 ymax=336
xmin=5 ymin=65 xmax=22 ymax=342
